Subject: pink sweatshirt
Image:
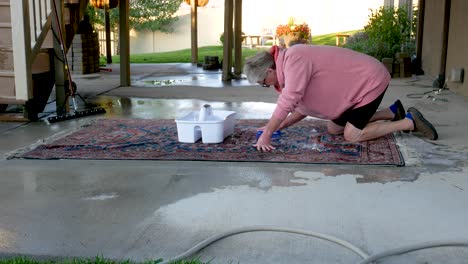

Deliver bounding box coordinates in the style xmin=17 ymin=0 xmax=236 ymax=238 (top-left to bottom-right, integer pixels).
xmin=272 ymin=45 xmax=391 ymax=121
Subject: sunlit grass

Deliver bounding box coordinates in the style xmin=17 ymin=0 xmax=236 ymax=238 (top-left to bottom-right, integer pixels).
xmin=102 ymin=30 xmax=362 ymax=64
xmin=311 ymin=29 xmax=362 ymax=46
xmin=106 ymin=45 xmax=267 ymax=64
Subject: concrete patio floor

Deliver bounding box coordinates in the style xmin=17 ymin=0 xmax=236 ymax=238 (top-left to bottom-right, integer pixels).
xmin=1 ymin=63 xmax=468 ymax=263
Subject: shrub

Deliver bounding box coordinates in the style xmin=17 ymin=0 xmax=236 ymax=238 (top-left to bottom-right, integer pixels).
xmin=344 ymin=31 xmax=369 ymax=53
xmin=219 ymin=31 xmax=245 ymax=45
xmin=345 ymin=6 xmax=416 ymax=60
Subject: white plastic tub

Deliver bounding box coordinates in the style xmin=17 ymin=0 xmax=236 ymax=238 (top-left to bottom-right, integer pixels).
xmin=175 ymin=105 xmax=237 ymax=143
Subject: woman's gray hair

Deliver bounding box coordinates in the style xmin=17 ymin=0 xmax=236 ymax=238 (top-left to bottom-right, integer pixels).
xmin=243 ymin=51 xmax=275 ymax=84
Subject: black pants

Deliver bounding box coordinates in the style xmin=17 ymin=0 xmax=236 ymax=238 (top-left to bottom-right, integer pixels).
xmin=331 ymin=88 xmax=387 ymax=130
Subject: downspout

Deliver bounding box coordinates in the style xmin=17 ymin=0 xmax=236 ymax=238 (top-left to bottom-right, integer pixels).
xmin=416 ymin=0 xmax=425 ymax=58
xmin=433 ymin=0 xmax=451 ymax=88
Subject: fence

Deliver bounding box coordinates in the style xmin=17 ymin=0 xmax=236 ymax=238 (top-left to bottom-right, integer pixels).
xmin=97 ymin=29 xmax=117 ymax=56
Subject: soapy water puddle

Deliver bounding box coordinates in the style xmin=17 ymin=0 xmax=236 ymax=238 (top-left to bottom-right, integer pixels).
xmin=397 ymin=135 xmax=468 ymax=168
xmin=292 ymin=134 xmax=468 ymax=184
xmin=140 ymin=79 xmax=186 ymax=86
xmin=133 ymin=74 xmax=251 ymax=88
xmin=134 ymin=75 xmax=210 ymax=87
xmin=145 ymin=79 xmax=179 ymax=86
xmin=82 ymin=192 xmax=119 ymax=201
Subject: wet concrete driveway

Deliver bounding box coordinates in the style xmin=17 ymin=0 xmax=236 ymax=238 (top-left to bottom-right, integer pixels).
xmin=1 ymin=64 xmax=468 ymax=263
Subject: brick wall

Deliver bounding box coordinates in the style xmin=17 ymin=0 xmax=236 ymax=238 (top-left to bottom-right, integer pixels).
xmin=67 ymin=33 xmax=100 ymax=74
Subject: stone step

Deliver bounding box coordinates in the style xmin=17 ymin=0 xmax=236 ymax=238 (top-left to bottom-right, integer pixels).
xmin=0 ymin=2 xmax=11 ymax=24
xmin=0 ymin=0 xmax=61 ymax=121
xmin=0 ymin=23 xmax=12 ymax=47
xmin=0 ymin=0 xmax=49 ymax=106
xmin=0 ymin=1 xmax=14 ymax=102
xmin=0 ymin=70 xmax=16 ymax=102
xmin=0 ymin=46 xmax=13 ymax=71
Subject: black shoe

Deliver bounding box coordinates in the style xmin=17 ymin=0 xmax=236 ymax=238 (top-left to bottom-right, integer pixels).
xmin=392 ymin=100 xmax=406 ymax=121
xmin=407 ymin=107 xmax=438 ymax=140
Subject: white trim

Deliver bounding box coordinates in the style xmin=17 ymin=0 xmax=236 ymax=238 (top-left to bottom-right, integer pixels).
xmin=10 ymin=0 xmax=33 ymax=101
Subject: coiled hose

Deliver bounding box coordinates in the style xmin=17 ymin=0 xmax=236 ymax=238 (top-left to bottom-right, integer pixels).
xmin=159 ymin=226 xmax=468 ymax=264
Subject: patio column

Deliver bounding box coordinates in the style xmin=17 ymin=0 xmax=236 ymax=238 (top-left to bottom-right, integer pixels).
xmin=119 ymin=0 xmax=130 ymax=86
xmin=191 ymin=0 xmax=198 ymax=64
xmin=233 ymin=0 xmax=242 ymax=77
xmin=222 ymin=0 xmax=233 ymax=81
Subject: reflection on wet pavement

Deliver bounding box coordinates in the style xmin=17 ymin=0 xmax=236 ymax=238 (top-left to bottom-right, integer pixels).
xmin=133 ymin=73 xmax=251 ymax=88
xmin=0 ymin=228 xmax=16 ymax=250
xmin=88 ymin=96 xmax=276 ymax=120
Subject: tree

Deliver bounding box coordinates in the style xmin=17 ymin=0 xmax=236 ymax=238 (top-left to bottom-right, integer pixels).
xmin=87 ymin=0 xmax=184 ymax=32
xmin=129 ymin=0 xmax=184 ymax=32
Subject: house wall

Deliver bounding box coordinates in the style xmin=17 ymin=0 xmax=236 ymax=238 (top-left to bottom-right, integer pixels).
xmin=421 ymin=0 xmax=468 ymax=97
xmin=420 ymin=0 xmax=446 ymax=79
xmin=130 ymin=8 xmax=224 ymax=54
xmin=445 ymin=0 xmax=468 ymax=97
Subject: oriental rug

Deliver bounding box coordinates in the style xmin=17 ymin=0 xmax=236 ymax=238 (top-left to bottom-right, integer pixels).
xmin=16 ymin=119 xmax=404 ymax=166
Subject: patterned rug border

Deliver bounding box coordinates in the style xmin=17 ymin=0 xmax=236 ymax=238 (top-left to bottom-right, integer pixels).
xmin=11 ymin=118 xmax=405 ymax=166
xmin=3 ymin=122 xmax=92 ymax=160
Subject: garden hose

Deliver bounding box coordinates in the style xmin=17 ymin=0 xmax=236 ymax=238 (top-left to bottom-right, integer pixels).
xmin=159 ymin=225 xmax=468 ymax=264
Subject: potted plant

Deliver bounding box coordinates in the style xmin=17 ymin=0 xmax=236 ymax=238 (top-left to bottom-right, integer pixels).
xmin=276 ymin=18 xmax=311 ymax=47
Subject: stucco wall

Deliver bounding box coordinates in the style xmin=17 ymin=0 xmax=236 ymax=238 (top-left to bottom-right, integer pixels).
xmin=421 ymin=0 xmax=446 ymax=79
xmin=130 ymin=8 xmax=224 ymax=54
xmin=445 ymin=0 xmax=468 ymax=97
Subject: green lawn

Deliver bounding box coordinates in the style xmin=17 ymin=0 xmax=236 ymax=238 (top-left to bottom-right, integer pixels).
xmin=103 ymin=30 xmax=362 ymax=65
xmin=311 ymin=30 xmax=362 ymax=46
xmin=105 ymin=46 xmax=266 ymax=65
xmin=0 ymin=256 xmax=206 ymax=264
